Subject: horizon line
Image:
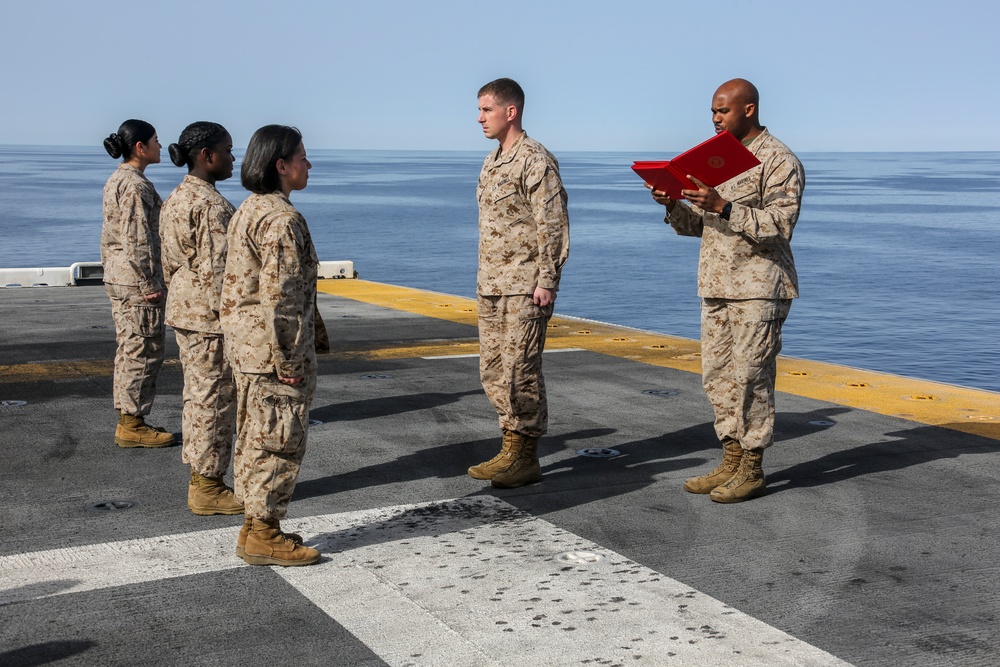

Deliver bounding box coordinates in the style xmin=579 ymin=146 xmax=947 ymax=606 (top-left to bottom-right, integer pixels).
xmin=1 ymin=143 xmax=998 ymax=156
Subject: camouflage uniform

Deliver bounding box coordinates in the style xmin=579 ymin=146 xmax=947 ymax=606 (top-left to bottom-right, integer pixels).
xmin=666 ymin=129 xmax=804 ymax=451
xmin=160 ymin=175 xmax=237 ymax=478
xmin=101 ymin=163 xmax=166 ymax=417
xmin=477 ymin=132 xmax=570 ymax=437
xmin=220 ymin=193 xmax=318 ymax=522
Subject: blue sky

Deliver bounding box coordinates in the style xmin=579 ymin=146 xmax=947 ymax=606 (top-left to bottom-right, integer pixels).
xmin=2 ymin=0 xmax=997 ymax=152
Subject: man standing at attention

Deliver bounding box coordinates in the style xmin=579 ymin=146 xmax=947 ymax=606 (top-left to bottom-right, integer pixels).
xmin=469 ymin=78 xmax=570 ymax=489
xmin=650 ymin=78 xmax=804 ymax=503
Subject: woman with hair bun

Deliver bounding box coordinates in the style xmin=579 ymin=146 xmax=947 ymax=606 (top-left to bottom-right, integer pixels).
xmin=101 ymin=119 xmax=175 ymax=448
xmin=220 ymin=124 xmax=319 ymax=566
xmin=159 ymin=122 xmax=242 ymax=516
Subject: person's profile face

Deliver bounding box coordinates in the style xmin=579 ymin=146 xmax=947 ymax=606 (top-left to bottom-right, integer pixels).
xmin=711 ymin=91 xmax=753 ymax=140
xmin=278 ymin=141 xmax=311 ymax=192
xmin=207 ymin=133 xmax=235 ymax=181
xmin=477 ymin=94 xmax=514 ymax=141
xmin=138 ymin=133 xmax=162 ymax=164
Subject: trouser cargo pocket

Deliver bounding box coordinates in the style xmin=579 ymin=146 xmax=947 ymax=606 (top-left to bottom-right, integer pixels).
xmin=131 ymin=302 xmax=164 ymax=338
xmin=247 ymin=380 xmax=307 ymax=454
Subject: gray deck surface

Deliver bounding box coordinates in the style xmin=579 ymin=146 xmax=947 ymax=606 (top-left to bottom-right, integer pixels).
xmin=1 ymin=286 xmax=998 ymax=666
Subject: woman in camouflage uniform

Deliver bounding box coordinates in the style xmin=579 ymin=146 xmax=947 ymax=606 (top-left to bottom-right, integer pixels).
xmin=160 ymin=122 xmax=242 ymax=516
xmin=101 ymin=119 xmax=175 ymax=448
xmin=220 ymin=125 xmax=319 ymax=566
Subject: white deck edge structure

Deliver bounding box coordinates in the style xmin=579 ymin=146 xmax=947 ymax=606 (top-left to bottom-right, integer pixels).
xmin=1 ymin=266 xmax=75 ymax=287
xmin=0 ymin=496 xmax=852 ymax=667
xmin=0 ymin=260 xmax=356 ymax=288
xmin=317 ymin=260 xmax=357 ymax=280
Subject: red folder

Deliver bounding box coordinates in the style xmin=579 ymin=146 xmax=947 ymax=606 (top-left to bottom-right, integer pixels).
xmin=632 ymin=131 xmax=760 ymax=199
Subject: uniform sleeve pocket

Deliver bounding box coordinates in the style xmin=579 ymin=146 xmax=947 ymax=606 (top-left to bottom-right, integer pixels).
xmin=248 ymin=380 xmax=307 ymax=454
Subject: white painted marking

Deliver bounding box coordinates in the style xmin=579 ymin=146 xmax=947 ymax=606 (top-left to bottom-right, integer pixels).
xmin=421 ymin=353 xmax=481 ymax=359
xmin=0 ymin=497 xmax=852 ymax=666
xmin=422 ymin=348 xmax=585 ymax=360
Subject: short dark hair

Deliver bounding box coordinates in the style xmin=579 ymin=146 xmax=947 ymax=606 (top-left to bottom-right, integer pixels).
xmin=168 ymin=121 xmax=230 ymax=169
xmin=103 ymin=119 xmax=155 ymax=161
xmin=478 ymin=78 xmax=525 ymax=113
xmin=240 ymin=125 xmax=302 ymax=194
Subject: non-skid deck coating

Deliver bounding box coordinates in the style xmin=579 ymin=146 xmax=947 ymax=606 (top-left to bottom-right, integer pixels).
xmin=316 ymin=279 xmax=999 ymax=442
xmin=1 ymin=280 xmax=999 ymax=667
xmin=0 ymin=497 xmax=850 ymax=666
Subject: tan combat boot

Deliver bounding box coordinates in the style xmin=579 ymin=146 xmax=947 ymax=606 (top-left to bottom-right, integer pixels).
xmin=241 ymin=518 xmax=318 ymax=566
xmin=491 ymin=435 xmax=542 ymax=489
xmin=188 ymin=469 xmax=244 ymax=516
xmin=115 ymin=413 xmax=176 ymax=448
xmin=683 ymin=438 xmax=743 ymax=494
xmin=236 ymin=516 xmax=253 ymax=558
xmin=236 ymin=517 xmax=303 ymax=558
xmin=468 ymin=429 xmax=520 ymax=480
xmin=710 ymin=448 xmax=766 ymax=503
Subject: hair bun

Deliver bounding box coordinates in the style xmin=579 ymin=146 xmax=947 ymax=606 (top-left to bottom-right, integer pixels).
xmin=103 ymin=133 xmax=123 ymax=159
xmin=168 ymin=143 xmax=187 ymax=167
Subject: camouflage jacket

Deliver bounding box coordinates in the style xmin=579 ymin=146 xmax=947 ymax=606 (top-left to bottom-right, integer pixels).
xmin=666 ymin=129 xmax=804 ymax=300
xmin=477 ymin=132 xmax=570 ymax=296
xmin=220 ymin=193 xmax=318 ymax=378
xmin=160 ymin=175 xmax=235 ymax=333
xmin=101 ymin=164 xmax=164 ymax=293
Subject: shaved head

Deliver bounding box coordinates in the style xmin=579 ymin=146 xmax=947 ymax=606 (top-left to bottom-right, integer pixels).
xmin=715 ymin=79 xmax=759 ymax=108
xmin=711 ymin=78 xmax=762 ymax=141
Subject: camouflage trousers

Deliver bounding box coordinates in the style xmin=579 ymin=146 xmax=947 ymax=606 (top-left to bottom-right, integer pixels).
xmin=314 ymin=298 xmax=330 ymax=353
xmin=478 ymin=294 xmax=552 ymax=437
xmin=232 ymin=368 xmax=315 ymax=522
xmin=105 ymin=283 xmax=165 ymax=417
xmin=701 ymin=298 xmax=791 ymax=451
xmin=174 ymin=329 xmax=236 ymax=478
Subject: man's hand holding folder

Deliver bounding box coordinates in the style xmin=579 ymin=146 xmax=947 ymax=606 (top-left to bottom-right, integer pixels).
xmin=632 ymin=131 xmax=760 ymax=200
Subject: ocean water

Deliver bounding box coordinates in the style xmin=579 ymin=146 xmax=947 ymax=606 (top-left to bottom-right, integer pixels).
xmin=0 ymin=146 xmax=998 ymax=393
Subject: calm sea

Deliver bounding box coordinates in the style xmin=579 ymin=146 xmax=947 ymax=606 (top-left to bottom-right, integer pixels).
xmin=1 ymin=146 xmax=998 ymax=393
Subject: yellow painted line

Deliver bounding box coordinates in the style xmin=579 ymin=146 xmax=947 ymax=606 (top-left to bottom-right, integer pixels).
xmin=0 ymin=358 xmax=182 ymax=384
xmin=319 ymin=279 xmax=1000 ymax=441
xmin=319 ymin=279 xmax=481 ymax=327
xmin=339 ymin=340 xmax=482 ymax=361
xmin=0 ymin=360 xmax=112 ymax=383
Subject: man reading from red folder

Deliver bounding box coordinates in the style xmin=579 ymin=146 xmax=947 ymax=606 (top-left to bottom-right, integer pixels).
xmin=650 ymin=78 xmax=805 ymax=503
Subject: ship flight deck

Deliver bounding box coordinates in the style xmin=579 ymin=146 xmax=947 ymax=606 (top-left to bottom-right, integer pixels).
xmin=1 ymin=278 xmax=998 ymax=666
